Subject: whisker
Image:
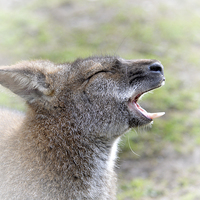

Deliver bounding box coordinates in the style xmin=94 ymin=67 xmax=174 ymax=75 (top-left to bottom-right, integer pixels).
xmin=127 ymin=134 xmax=140 ymax=157
xmin=114 ymin=37 xmax=127 ymax=55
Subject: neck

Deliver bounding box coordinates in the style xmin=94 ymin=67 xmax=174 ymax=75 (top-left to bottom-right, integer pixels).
xmin=15 ymin=112 xmax=118 ymax=199
xmin=18 ymin=114 xmax=119 ymax=198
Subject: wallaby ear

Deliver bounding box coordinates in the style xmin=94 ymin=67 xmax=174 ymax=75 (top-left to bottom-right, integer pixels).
xmin=0 ymin=61 xmax=57 ymax=103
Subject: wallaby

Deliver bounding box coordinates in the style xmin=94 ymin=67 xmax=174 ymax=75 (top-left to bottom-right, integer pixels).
xmin=0 ymin=56 xmax=165 ymax=200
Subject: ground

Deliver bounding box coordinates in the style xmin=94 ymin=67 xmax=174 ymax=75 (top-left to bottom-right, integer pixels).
xmin=118 ymin=145 xmax=200 ymax=199
xmin=0 ymin=0 xmax=200 ymax=199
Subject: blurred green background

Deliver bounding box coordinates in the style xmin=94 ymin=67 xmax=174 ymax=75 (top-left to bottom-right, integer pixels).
xmin=0 ymin=0 xmax=200 ymax=199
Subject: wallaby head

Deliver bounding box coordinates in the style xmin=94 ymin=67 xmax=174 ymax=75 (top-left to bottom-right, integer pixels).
xmin=0 ymin=56 xmax=165 ymax=200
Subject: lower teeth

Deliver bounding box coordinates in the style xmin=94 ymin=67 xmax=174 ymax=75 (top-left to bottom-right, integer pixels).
xmin=135 ymin=102 xmax=165 ymax=119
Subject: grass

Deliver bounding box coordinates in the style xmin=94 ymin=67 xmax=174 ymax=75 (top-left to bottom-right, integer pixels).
xmin=117 ymin=167 xmax=200 ymax=200
xmin=0 ymin=86 xmax=25 ymax=111
xmin=118 ymin=178 xmax=164 ymax=200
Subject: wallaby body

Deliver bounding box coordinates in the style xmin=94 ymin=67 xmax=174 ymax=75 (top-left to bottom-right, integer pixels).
xmin=0 ymin=56 xmax=165 ymax=199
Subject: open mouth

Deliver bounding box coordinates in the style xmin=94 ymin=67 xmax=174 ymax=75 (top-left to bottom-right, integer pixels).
xmin=128 ymin=87 xmax=165 ymax=121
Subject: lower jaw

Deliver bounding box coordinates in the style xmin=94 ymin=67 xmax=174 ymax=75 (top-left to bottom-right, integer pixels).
xmin=129 ymin=115 xmax=152 ymax=128
xmin=128 ymin=101 xmax=165 ymax=124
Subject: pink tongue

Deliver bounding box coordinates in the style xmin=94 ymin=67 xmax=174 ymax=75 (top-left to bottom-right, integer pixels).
xmin=135 ymin=103 xmax=165 ymax=119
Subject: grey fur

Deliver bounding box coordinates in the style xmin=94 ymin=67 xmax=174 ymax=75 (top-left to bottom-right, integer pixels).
xmin=0 ymin=56 xmax=164 ymax=199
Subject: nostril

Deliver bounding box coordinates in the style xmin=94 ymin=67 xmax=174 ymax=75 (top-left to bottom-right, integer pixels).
xmin=149 ymin=63 xmax=163 ymax=74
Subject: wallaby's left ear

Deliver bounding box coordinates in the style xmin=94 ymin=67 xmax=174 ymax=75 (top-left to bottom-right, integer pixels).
xmin=0 ymin=61 xmax=58 ymax=103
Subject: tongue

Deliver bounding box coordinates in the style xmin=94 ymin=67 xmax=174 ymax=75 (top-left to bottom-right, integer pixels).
xmin=135 ymin=102 xmax=165 ymax=119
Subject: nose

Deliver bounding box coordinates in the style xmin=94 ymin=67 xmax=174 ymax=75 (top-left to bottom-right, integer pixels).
xmin=149 ymin=62 xmax=164 ymax=75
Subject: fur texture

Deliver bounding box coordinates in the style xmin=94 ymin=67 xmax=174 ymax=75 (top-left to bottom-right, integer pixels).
xmin=0 ymin=56 xmax=164 ymax=199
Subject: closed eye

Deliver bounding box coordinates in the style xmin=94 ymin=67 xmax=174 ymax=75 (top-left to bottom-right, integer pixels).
xmin=83 ymin=70 xmax=111 ymax=104
xmin=86 ymin=70 xmax=112 ymax=80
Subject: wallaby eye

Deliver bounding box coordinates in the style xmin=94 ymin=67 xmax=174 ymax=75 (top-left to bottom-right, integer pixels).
xmin=86 ymin=70 xmax=111 ymax=80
